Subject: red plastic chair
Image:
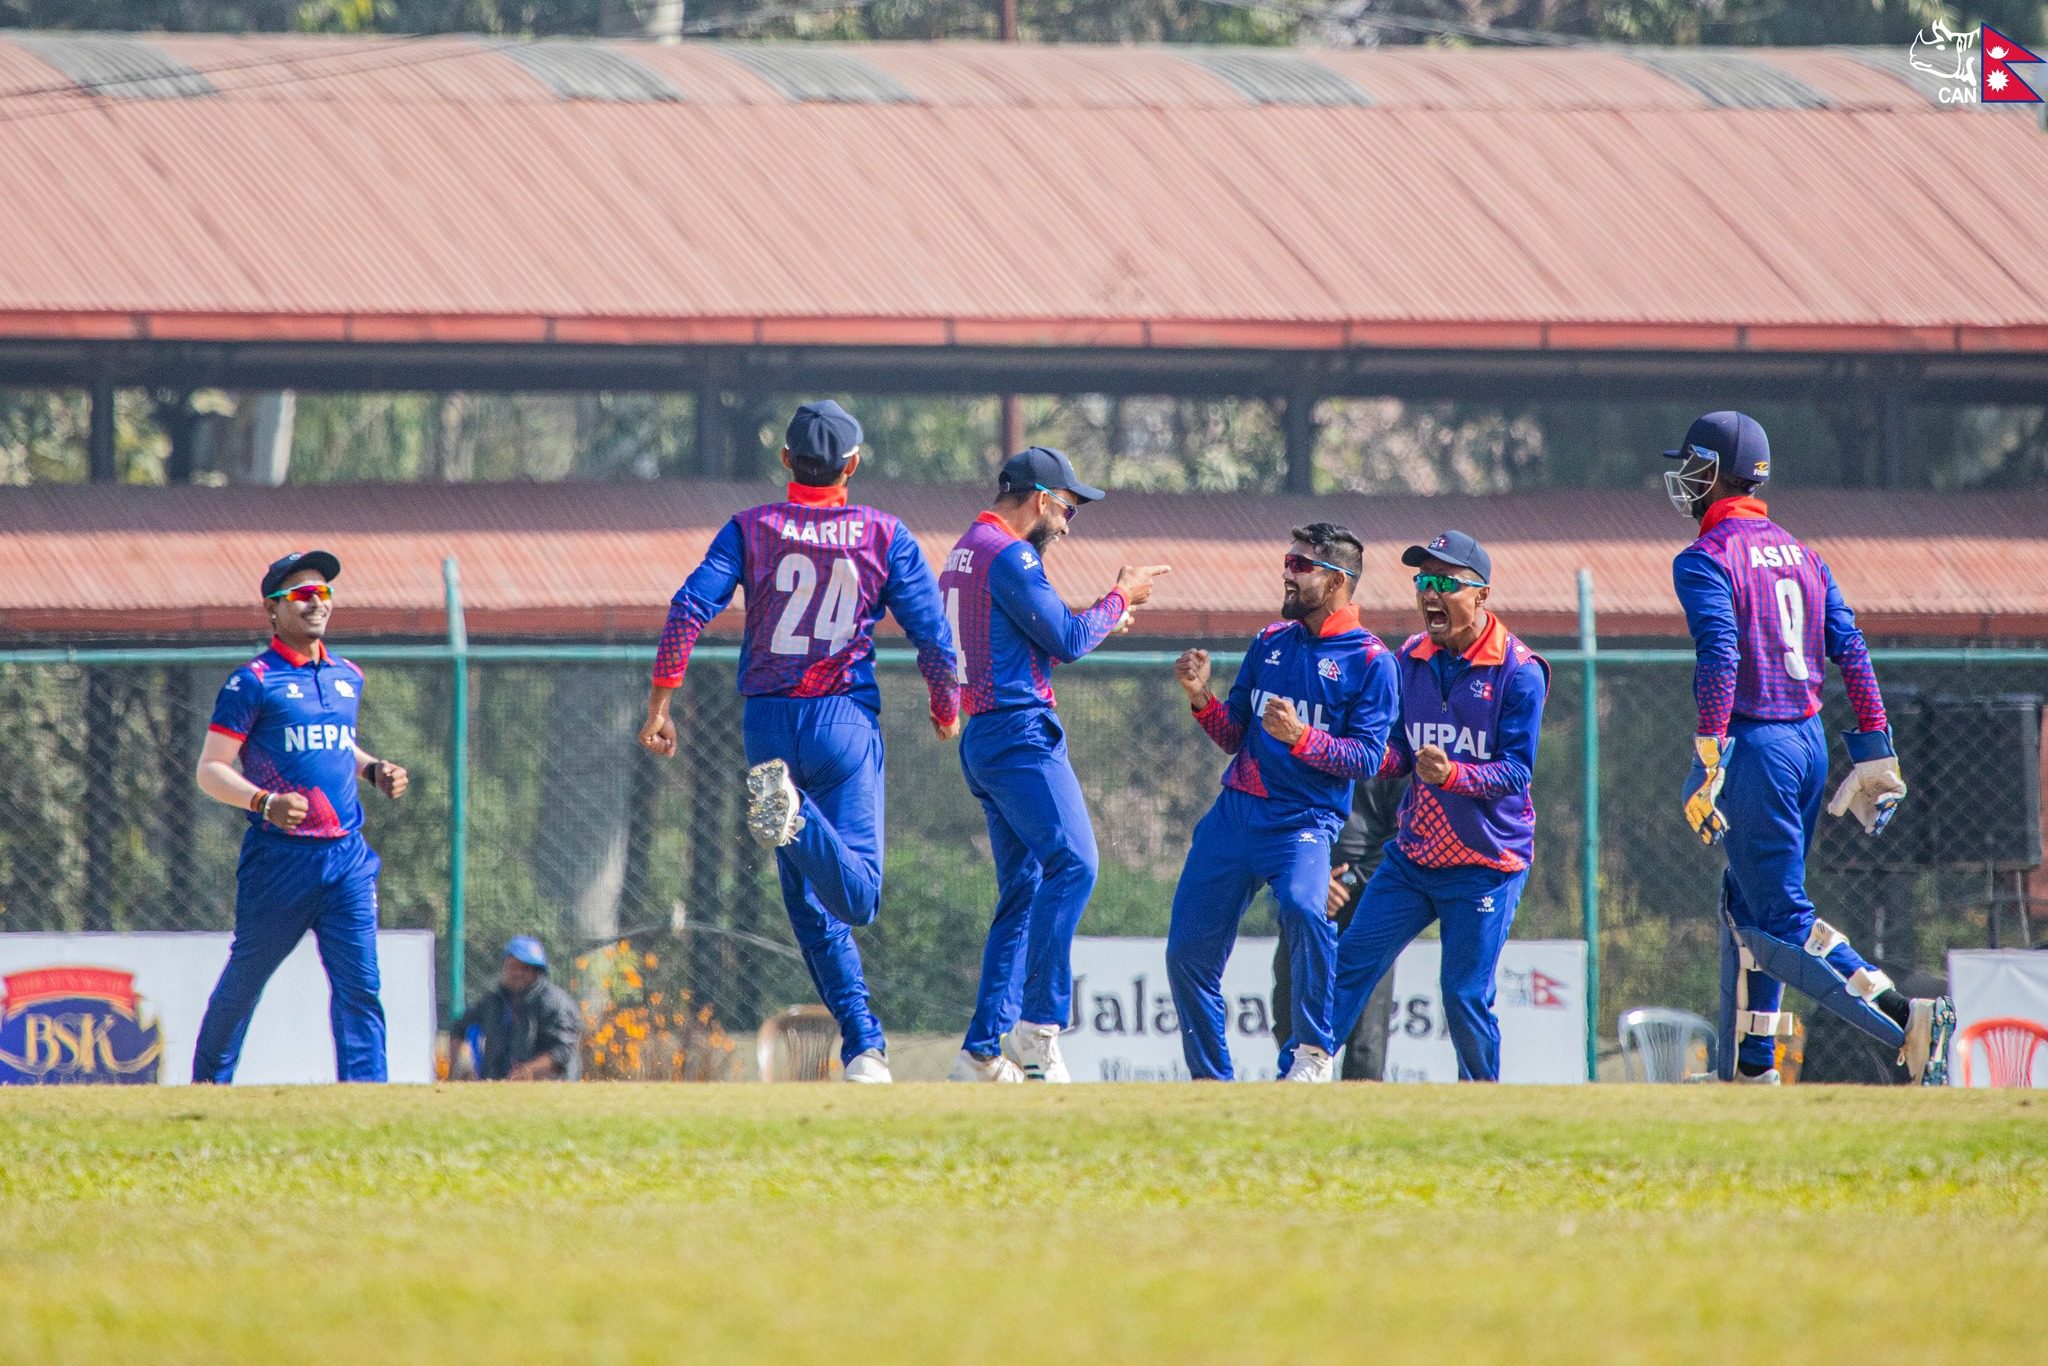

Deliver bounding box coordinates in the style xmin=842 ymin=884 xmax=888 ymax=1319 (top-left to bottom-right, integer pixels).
xmin=1956 ymin=1017 xmax=2048 ymax=1088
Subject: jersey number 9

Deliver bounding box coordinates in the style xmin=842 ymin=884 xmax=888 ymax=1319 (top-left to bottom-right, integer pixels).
xmin=1772 ymin=577 xmax=1810 ymax=682
xmin=770 ymin=553 xmax=861 ymax=656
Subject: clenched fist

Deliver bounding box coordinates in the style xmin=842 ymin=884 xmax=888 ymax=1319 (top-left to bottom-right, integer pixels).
xmin=1415 ymin=743 xmax=1453 ymax=786
xmin=1262 ymin=696 xmax=1307 ymax=747
xmin=1175 ymin=648 xmax=1213 ymax=706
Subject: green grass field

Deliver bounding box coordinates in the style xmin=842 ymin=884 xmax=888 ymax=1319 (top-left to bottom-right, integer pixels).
xmin=2 ymin=1084 xmax=2043 ymax=1364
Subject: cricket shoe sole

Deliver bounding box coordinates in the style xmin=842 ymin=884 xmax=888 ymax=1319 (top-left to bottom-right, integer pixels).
xmin=745 ymin=760 xmax=805 ymax=848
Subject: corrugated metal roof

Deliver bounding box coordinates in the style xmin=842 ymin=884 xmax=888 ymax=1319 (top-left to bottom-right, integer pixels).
xmin=0 ymin=37 xmax=2042 ymax=352
xmin=0 ymin=483 xmax=2040 ymax=642
xmin=1621 ymin=48 xmax=1832 ymax=109
xmin=717 ymin=45 xmax=917 ymax=104
xmin=495 ymin=40 xmax=683 ymax=102
xmin=1174 ymin=49 xmax=1371 ymax=106
xmin=13 ymin=33 xmax=215 ymax=99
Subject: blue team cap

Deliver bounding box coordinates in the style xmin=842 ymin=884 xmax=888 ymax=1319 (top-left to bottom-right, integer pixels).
xmin=1664 ymin=410 xmax=1771 ymax=484
xmin=784 ymin=400 xmax=863 ymax=473
xmin=504 ymin=936 xmax=548 ymax=970
xmin=1401 ymin=530 xmax=1491 ymax=584
xmin=260 ymin=550 xmax=340 ymax=599
xmin=997 ymin=446 xmax=1105 ymax=503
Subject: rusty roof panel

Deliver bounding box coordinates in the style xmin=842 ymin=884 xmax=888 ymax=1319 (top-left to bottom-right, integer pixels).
xmin=0 ymin=37 xmax=2044 ymax=347
xmin=0 ymin=484 xmax=2041 ymax=641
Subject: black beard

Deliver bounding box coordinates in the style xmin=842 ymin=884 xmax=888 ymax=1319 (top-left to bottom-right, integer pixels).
xmin=1026 ymin=521 xmax=1060 ymax=552
xmin=1280 ymin=595 xmax=1309 ymax=620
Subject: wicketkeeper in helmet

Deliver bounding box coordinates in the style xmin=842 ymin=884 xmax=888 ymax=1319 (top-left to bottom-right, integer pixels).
xmin=1665 ymin=411 xmax=1954 ymax=1084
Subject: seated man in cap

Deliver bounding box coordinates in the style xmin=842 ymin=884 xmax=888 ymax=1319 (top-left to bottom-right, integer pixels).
xmin=939 ymin=446 xmax=1170 ymax=1082
xmin=637 ymin=401 xmax=960 ymax=1085
xmin=1329 ymin=531 xmax=1550 ymax=1082
xmin=448 ymin=937 xmax=581 ymax=1081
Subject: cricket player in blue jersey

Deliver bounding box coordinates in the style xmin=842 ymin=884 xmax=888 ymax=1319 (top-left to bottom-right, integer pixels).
xmin=1664 ymin=411 xmax=1954 ymax=1084
xmin=939 ymin=447 xmax=1170 ymax=1082
xmin=1167 ymin=523 xmax=1399 ymax=1083
xmin=191 ymin=551 xmax=410 ymax=1083
xmin=637 ymin=401 xmax=959 ymax=1084
xmin=1330 ymin=531 xmax=1549 ymax=1083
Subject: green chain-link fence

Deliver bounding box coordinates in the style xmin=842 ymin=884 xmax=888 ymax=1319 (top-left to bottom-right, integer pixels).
xmin=1 ymin=624 xmax=2039 ymax=1081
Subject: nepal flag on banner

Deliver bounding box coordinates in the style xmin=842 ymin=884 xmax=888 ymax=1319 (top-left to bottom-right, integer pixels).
xmin=1981 ymin=27 xmax=2042 ymax=102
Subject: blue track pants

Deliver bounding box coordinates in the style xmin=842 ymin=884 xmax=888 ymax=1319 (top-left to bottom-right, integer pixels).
xmin=1714 ymin=714 xmax=1883 ymax=1071
xmin=192 ymin=830 xmax=387 ymax=1083
xmin=1331 ymin=845 xmax=1525 ymax=1082
xmin=743 ymin=694 xmax=886 ymax=1064
xmin=959 ymin=707 xmax=1099 ymax=1057
xmin=1166 ymin=788 xmax=1338 ymax=1080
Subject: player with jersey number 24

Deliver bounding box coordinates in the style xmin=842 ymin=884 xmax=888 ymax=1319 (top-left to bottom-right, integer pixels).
xmin=637 ymin=401 xmax=960 ymax=1084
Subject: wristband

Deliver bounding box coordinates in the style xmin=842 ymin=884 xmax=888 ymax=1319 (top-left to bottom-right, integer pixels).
xmin=249 ymin=789 xmax=270 ymax=814
xmin=366 ymin=760 xmax=384 ymax=786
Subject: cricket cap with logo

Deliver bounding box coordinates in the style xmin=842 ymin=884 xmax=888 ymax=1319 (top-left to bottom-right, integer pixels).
xmin=1664 ymin=410 xmax=1771 ymax=484
xmin=1401 ymin=530 xmax=1491 ymax=585
xmin=260 ymin=550 xmax=341 ymax=598
xmin=997 ymin=446 xmax=1105 ymax=503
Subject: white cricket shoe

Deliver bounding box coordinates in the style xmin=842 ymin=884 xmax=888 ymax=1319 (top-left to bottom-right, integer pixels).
xmin=843 ymin=1049 xmax=892 ymax=1084
xmin=1733 ymin=1067 xmax=1782 ymax=1085
xmin=1003 ymin=1021 xmax=1070 ymax=1083
xmin=1901 ymin=996 xmax=1956 ymax=1086
xmin=745 ymin=759 xmax=805 ymax=848
xmin=1284 ymin=1045 xmax=1336 ymax=1083
xmin=948 ymin=1049 xmax=1025 ymax=1082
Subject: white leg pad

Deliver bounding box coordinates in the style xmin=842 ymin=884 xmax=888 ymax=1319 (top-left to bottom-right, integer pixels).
xmin=1804 ymin=920 xmax=1849 ymax=957
xmin=1845 ymin=966 xmax=1893 ymax=1001
xmin=1737 ymin=1010 xmax=1796 ymax=1037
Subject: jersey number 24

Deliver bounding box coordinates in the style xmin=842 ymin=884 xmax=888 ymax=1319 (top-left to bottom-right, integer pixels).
xmin=770 ymin=553 xmax=861 ymax=656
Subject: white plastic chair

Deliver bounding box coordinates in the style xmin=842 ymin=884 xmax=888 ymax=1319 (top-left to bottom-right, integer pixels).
xmin=1618 ymin=1007 xmax=1716 ymax=1082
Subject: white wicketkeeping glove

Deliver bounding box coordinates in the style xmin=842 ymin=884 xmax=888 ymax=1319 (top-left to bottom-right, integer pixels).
xmin=1827 ymin=757 xmax=1906 ymax=835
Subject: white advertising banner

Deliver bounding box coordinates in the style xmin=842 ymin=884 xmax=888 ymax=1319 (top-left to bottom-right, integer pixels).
xmin=1947 ymin=949 xmax=2048 ymax=1087
xmin=0 ymin=931 xmax=437 ymax=1085
xmin=1380 ymin=938 xmax=1587 ymax=1085
xmin=1064 ymin=935 xmax=1588 ymax=1083
xmin=1065 ymin=935 xmax=1281 ymax=1081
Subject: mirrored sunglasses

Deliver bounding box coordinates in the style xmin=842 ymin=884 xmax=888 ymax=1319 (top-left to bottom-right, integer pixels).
xmin=267 ymin=582 xmax=333 ymax=603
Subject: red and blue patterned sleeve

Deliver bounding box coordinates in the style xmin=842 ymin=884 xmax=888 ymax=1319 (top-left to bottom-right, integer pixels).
xmin=1821 ymin=565 xmax=1887 ymax=735
xmin=1191 ymin=696 xmax=1245 ymax=752
xmin=987 ymin=544 xmax=1126 ymax=663
xmin=1439 ymin=662 xmax=1546 ymax=798
xmin=653 ymin=520 xmax=746 ymax=687
xmin=880 ymin=521 xmax=960 ymax=724
xmin=1287 ymin=647 xmax=1400 ymax=779
xmin=1673 ymin=548 xmax=1738 ymax=739
xmin=208 ymin=667 xmax=261 ymax=741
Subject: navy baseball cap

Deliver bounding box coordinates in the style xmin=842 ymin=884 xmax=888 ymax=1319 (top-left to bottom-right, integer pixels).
xmin=261 ymin=550 xmax=341 ymax=599
xmin=1402 ymin=530 xmax=1491 ymax=584
xmin=1664 ymin=410 xmax=1771 ymax=484
xmin=504 ymin=936 xmax=547 ymax=970
xmin=997 ymin=446 xmax=1105 ymax=503
xmin=785 ymin=400 xmax=862 ymax=473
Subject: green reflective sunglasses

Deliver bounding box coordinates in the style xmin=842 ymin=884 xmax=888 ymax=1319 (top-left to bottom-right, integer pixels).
xmin=1413 ymin=572 xmax=1486 ymax=595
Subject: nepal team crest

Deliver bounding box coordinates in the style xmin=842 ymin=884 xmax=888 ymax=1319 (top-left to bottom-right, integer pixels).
xmin=0 ymin=968 xmax=163 ymax=1084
